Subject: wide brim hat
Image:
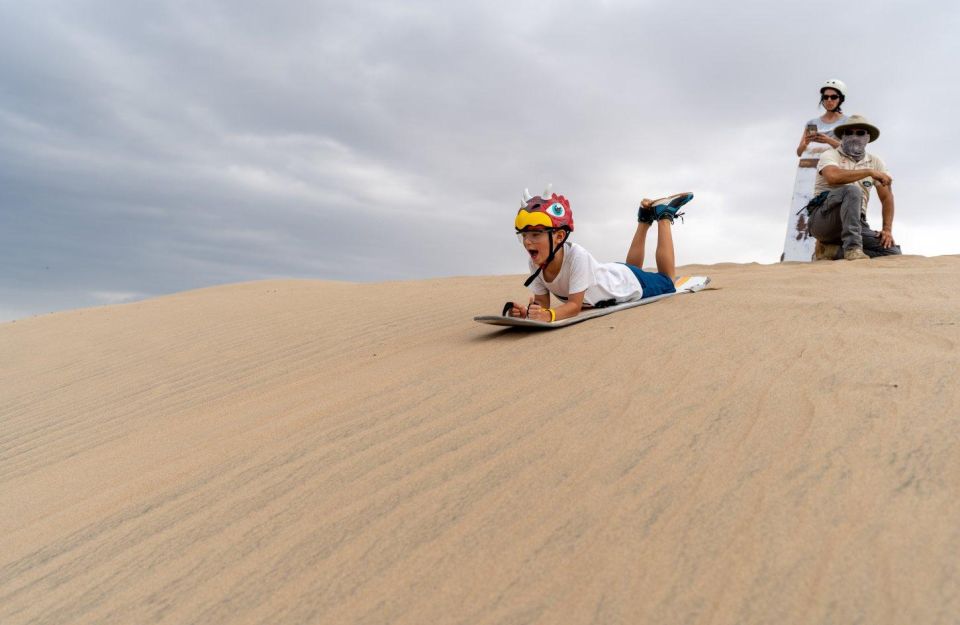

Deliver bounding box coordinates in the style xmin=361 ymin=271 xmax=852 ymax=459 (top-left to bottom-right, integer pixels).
xmin=833 ymin=114 xmax=880 ymax=142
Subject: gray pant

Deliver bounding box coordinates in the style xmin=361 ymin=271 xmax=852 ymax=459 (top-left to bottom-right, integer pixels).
xmin=807 ymin=185 xmax=902 ymax=258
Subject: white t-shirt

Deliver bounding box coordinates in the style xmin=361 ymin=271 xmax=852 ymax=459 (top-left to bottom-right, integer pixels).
xmin=528 ymin=242 xmax=643 ymax=306
xmin=801 ymin=115 xmax=848 ymax=159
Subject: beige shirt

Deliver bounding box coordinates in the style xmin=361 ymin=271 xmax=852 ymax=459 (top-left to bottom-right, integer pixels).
xmin=815 ymin=148 xmax=887 ymax=217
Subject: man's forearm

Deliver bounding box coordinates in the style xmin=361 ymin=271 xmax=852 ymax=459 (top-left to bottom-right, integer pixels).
xmin=880 ymin=195 xmax=895 ymax=231
xmin=822 ymin=167 xmax=876 ymax=185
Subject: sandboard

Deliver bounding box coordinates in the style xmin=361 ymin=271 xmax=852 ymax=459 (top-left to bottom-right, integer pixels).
xmin=782 ymin=157 xmax=818 ymax=262
xmin=474 ymin=275 xmax=710 ymax=329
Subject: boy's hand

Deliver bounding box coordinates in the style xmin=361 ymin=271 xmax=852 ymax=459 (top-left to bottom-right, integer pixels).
xmin=527 ymin=298 xmax=552 ymax=322
xmin=508 ymin=303 xmax=528 ymax=318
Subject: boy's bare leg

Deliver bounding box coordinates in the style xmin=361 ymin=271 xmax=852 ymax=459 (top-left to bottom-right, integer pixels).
xmin=655 ymin=218 xmax=676 ymax=278
xmin=625 ymin=221 xmax=652 ymax=267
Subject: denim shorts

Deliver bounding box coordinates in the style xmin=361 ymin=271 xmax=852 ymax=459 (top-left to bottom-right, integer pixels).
xmin=621 ymin=263 xmax=676 ymax=299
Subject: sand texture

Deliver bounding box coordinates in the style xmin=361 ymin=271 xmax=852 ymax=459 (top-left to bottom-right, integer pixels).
xmin=3 ymin=255 xmax=960 ymax=624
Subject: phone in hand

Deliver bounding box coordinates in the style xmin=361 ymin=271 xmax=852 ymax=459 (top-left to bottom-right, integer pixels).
xmin=806 ymin=123 xmax=818 ymax=137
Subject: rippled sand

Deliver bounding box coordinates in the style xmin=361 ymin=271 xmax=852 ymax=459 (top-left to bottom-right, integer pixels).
xmin=3 ymin=255 xmax=959 ymax=624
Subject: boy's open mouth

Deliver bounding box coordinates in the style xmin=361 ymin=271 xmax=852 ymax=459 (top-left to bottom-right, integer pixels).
xmin=527 ymin=249 xmax=540 ymax=261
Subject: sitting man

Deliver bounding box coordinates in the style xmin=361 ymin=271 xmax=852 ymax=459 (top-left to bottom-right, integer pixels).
xmin=807 ymin=114 xmax=902 ymax=260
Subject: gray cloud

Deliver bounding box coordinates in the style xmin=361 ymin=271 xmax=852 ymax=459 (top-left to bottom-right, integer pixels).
xmin=2 ymin=0 xmax=959 ymax=320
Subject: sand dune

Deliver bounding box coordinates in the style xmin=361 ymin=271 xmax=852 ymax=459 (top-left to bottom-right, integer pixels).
xmin=3 ymin=255 xmax=960 ymax=624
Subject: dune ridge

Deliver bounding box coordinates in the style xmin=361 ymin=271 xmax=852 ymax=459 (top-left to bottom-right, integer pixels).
xmin=3 ymin=255 xmax=960 ymax=624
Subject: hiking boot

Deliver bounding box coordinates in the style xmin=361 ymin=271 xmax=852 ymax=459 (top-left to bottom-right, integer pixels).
xmin=814 ymin=240 xmax=840 ymax=261
xmin=844 ymin=247 xmax=870 ymax=261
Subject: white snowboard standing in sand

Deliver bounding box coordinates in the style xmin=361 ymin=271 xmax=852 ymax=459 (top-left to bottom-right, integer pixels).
xmin=783 ymin=114 xmax=846 ymax=262
xmin=782 ymin=156 xmax=819 ymax=262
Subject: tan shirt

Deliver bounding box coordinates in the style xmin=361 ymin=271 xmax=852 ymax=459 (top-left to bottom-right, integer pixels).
xmin=815 ymin=148 xmax=887 ymax=217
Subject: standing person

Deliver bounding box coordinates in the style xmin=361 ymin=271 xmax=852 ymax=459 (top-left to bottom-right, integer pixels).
xmin=806 ymin=114 xmax=901 ymax=260
xmin=782 ymin=79 xmax=850 ymax=261
xmin=796 ymin=79 xmax=848 ymax=157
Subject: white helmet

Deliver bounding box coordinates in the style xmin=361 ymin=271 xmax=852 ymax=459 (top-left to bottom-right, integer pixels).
xmin=820 ymin=79 xmax=847 ymax=98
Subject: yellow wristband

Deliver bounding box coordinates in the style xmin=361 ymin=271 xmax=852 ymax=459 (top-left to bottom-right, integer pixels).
xmin=547 ymin=308 xmax=556 ymax=322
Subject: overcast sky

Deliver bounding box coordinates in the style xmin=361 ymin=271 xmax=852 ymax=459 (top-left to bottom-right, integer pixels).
xmin=2 ymin=0 xmax=958 ymax=321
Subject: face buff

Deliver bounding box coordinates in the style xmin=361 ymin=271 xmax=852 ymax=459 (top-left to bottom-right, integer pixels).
xmin=841 ymin=132 xmax=869 ymax=162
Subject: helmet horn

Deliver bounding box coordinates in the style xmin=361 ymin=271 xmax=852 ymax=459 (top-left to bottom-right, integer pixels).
xmin=522 ymin=188 xmax=533 ymax=203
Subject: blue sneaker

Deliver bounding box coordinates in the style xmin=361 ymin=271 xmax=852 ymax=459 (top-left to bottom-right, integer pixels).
xmin=648 ymin=192 xmax=693 ymax=224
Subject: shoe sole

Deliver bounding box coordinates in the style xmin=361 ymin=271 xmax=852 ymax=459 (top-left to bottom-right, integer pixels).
xmin=651 ymin=192 xmax=694 ymax=210
xmin=653 ymin=192 xmax=693 ymax=221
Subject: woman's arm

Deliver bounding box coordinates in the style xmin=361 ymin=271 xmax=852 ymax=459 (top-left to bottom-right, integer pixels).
xmin=796 ymin=127 xmax=811 ymax=157
xmin=817 ymin=133 xmax=841 ymax=149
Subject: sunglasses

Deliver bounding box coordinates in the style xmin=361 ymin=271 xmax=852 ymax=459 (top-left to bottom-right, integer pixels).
xmin=842 ymin=129 xmax=869 ymax=137
xmin=821 ymin=94 xmax=841 ymax=101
